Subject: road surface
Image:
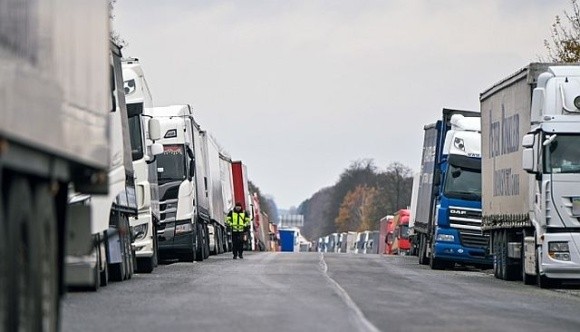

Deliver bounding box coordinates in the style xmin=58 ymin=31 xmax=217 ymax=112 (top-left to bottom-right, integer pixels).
xmin=61 ymin=252 xmax=580 ymax=332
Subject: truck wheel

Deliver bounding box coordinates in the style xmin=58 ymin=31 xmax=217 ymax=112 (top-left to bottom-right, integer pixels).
xmin=137 ymin=257 xmax=154 ymax=273
xmin=418 ymin=235 xmax=428 ymax=265
xmin=203 ymin=226 xmax=210 ymax=259
xmin=7 ymin=178 xmax=35 ymax=331
xmin=492 ymin=231 xmax=501 ymax=279
xmin=195 ymin=223 xmax=205 ymax=262
xmin=429 ymin=243 xmax=446 ymax=270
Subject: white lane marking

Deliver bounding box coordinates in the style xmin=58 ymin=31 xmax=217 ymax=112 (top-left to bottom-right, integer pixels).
xmin=319 ymin=253 xmax=381 ymax=332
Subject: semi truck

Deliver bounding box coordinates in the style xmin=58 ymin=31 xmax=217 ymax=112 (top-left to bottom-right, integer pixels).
xmin=148 ymin=105 xmax=209 ymax=262
xmin=66 ymin=42 xmax=139 ymax=290
xmin=389 ymin=209 xmax=411 ymax=255
xmin=122 ymin=58 xmax=164 ymax=273
xmin=415 ymin=109 xmax=492 ymax=269
xmin=219 ymin=152 xmax=235 ymax=252
xmin=231 ymin=161 xmax=255 ymax=251
xmin=0 ymin=0 xmax=109 ymax=329
xmin=480 ymin=63 xmax=580 ymax=287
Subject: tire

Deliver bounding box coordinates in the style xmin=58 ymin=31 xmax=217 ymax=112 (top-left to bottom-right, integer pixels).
xmin=203 ymin=225 xmax=210 ymax=259
xmin=7 ymin=179 xmax=60 ymax=331
xmin=195 ymin=223 xmax=204 ymax=262
xmin=418 ymin=235 xmax=428 ymax=265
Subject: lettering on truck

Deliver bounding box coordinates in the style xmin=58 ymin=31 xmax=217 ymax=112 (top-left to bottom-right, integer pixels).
xmin=489 ymin=105 xmax=520 ymax=197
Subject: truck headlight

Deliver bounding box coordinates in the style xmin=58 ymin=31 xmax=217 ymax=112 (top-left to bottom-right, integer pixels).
xmin=436 ymin=234 xmax=455 ymax=242
xmin=133 ymin=223 xmax=148 ymax=240
xmin=548 ymin=241 xmax=571 ymax=261
xmin=175 ymin=222 xmax=193 ymax=235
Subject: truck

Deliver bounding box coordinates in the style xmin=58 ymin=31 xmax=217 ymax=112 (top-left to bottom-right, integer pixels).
xmin=231 ymin=160 xmax=254 ymax=250
xmin=390 ymin=209 xmax=411 ymax=255
xmin=414 ymin=109 xmax=492 ymax=269
xmin=66 ymin=42 xmax=140 ymax=291
xmin=0 ymin=1 xmax=109 ymax=329
xmin=200 ymin=131 xmax=228 ymax=255
xmin=219 ymin=152 xmax=235 ymax=252
xmin=148 ymin=105 xmax=209 ymax=262
xmin=480 ymin=63 xmax=580 ymax=287
xmin=379 ymin=215 xmax=393 ymax=255
xmin=408 ymin=173 xmax=420 ymax=256
xmin=122 ymin=58 xmax=164 ymax=273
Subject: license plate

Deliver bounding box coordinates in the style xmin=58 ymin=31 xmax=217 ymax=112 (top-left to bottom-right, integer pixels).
xmin=573 ymin=197 xmax=580 ymax=216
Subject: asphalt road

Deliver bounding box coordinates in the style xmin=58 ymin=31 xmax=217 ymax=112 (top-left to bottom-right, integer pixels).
xmin=61 ymin=252 xmax=580 ymax=332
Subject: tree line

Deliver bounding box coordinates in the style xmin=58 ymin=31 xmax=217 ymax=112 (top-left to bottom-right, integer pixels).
xmin=297 ymin=160 xmax=413 ymax=240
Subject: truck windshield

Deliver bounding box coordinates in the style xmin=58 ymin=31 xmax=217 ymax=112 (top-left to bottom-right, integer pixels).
xmin=399 ymin=225 xmax=409 ymax=239
xmin=443 ymin=164 xmax=481 ymax=201
xmin=545 ymin=134 xmax=580 ymax=174
xmin=157 ymin=144 xmax=187 ymax=183
xmin=128 ymin=115 xmax=144 ymax=161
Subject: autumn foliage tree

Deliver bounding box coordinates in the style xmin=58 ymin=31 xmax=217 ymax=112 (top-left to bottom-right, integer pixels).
xmin=544 ymin=0 xmax=580 ymax=62
xmin=335 ymin=185 xmax=378 ymax=232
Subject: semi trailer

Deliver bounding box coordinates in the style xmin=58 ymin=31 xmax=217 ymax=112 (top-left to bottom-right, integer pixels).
xmin=0 ymin=0 xmax=110 ymax=329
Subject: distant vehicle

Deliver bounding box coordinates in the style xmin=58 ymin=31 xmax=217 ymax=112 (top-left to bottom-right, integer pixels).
xmin=414 ymin=109 xmax=491 ymax=269
xmin=390 ymin=209 xmax=411 ymax=255
xmin=66 ymin=42 xmax=141 ymax=291
xmin=279 ymin=228 xmax=299 ymax=252
xmin=480 ymin=63 xmax=580 ymax=287
xmin=385 ymin=219 xmax=395 ymax=254
xmin=346 ymin=231 xmax=357 ymax=253
xmin=339 ymin=232 xmax=348 ymax=253
xmin=122 ymin=58 xmax=164 ymax=273
xmin=408 ymin=173 xmax=421 ymax=256
xmin=379 ymin=215 xmax=394 ymax=254
xmin=367 ymin=231 xmax=380 ymax=254
xmin=148 ymin=105 xmax=208 ymax=262
xmin=0 ymin=1 xmax=110 ymax=329
xmin=231 ymin=161 xmax=254 ymax=251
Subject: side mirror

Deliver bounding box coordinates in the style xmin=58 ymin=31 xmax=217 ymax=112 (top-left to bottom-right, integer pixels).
xmin=522 ymin=148 xmax=536 ymax=173
xmin=148 ymin=118 xmax=161 ymax=141
xmin=522 ymin=134 xmax=535 ymax=148
xmin=150 ymin=143 xmax=163 ymax=156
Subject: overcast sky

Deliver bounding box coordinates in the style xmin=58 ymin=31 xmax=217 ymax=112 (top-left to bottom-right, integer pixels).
xmin=114 ymin=0 xmax=568 ymax=209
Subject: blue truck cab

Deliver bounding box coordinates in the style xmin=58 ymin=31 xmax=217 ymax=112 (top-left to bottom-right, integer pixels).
xmin=415 ymin=109 xmax=492 ymax=269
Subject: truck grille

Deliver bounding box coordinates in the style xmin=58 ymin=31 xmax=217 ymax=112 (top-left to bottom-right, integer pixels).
xmin=448 ymin=206 xmax=488 ymax=248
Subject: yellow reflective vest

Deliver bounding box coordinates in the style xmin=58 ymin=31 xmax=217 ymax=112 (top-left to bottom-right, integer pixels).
xmin=226 ymin=211 xmax=250 ymax=232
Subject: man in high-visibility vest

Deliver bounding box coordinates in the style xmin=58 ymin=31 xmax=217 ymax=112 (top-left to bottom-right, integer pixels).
xmin=226 ymin=202 xmax=251 ymax=259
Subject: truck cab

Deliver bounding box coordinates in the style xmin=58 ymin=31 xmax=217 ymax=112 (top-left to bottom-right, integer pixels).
xmin=416 ymin=109 xmax=491 ymax=269
xmin=521 ymin=66 xmax=580 ymax=284
xmin=122 ymin=58 xmax=163 ymax=272
xmin=147 ymin=105 xmax=208 ymax=262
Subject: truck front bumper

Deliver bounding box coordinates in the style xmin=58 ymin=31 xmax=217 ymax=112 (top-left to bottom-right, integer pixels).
xmin=131 ymin=213 xmax=154 ymax=258
xmin=542 ymin=232 xmax=580 ymax=280
xmin=433 ymin=242 xmax=492 ymax=265
xmin=157 ymin=220 xmax=195 ymax=257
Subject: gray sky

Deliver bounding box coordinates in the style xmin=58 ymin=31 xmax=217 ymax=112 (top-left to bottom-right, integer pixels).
xmin=114 ymin=0 xmax=567 ymax=209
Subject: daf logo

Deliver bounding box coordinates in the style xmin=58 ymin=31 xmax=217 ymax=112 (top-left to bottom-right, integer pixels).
xmin=450 ymin=209 xmax=467 ymax=215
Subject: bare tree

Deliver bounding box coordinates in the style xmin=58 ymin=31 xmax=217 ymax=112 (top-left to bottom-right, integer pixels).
xmin=109 ymin=0 xmax=128 ymax=47
xmin=544 ymin=0 xmax=580 ymax=62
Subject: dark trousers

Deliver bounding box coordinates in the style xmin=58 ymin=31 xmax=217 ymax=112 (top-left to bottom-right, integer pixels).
xmin=232 ymin=232 xmax=244 ymax=258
